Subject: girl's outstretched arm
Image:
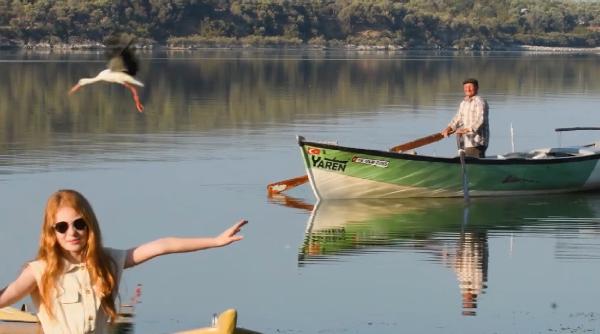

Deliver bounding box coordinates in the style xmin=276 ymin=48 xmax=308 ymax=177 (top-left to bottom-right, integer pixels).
xmin=124 ymin=219 xmax=247 ymax=269
xmin=0 ymin=266 xmax=37 ymax=308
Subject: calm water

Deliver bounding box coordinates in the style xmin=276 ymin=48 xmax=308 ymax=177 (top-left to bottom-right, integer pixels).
xmin=1 ymin=49 xmax=600 ymax=333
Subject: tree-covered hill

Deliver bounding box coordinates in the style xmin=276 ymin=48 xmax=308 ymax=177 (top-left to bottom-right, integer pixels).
xmin=1 ymin=0 xmax=599 ymax=49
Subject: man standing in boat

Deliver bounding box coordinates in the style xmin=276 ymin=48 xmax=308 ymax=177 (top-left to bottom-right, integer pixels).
xmin=441 ymin=78 xmax=490 ymax=158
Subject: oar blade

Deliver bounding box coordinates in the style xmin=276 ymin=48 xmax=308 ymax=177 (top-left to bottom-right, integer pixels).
xmin=267 ymin=175 xmax=309 ymax=194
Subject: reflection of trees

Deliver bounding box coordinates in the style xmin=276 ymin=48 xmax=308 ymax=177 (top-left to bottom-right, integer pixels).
xmin=2 ymin=51 xmax=600 ymax=153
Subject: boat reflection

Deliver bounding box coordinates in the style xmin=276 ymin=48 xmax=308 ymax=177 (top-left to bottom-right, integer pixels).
xmin=299 ymin=194 xmax=600 ymax=316
xmin=267 ymin=193 xmax=314 ymax=212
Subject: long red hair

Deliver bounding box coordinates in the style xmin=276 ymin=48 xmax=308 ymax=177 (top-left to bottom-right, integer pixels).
xmin=36 ymin=189 xmax=118 ymax=321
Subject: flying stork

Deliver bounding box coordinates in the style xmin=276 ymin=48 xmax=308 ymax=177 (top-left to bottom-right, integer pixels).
xmin=69 ymin=37 xmax=144 ymax=112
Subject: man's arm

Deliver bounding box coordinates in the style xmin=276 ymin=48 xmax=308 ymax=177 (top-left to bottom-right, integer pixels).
xmin=442 ymin=104 xmax=464 ymax=137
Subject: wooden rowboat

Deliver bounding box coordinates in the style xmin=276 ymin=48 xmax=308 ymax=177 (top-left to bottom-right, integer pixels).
xmin=0 ymin=307 xmax=40 ymax=334
xmin=298 ymin=136 xmax=600 ymax=199
xmin=175 ymin=308 xmax=261 ymax=334
xmin=0 ymin=307 xmax=38 ymax=323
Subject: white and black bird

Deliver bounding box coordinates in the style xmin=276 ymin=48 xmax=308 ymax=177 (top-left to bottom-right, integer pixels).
xmin=69 ymin=36 xmax=144 ymax=112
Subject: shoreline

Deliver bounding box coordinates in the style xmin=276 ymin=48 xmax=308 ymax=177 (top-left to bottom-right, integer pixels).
xmin=2 ymin=42 xmax=600 ymax=53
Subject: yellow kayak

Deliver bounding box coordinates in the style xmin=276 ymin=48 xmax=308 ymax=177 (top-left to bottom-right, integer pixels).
xmin=175 ymin=309 xmax=260 ymax=334
xmin=0 ymin=307 xmax=40 ymax=334
xmin=0 ymin=307 xmax=38 ymax=323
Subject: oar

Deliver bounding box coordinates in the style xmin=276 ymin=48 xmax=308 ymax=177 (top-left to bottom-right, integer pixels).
xmin=267 ymin=175 xmax=310 ymax=195
xmin=456 ymin=134 xmax=470 ymax=202
xmin=555 ymin=127 xmax=600 ymax=132
xmin=554 ymin=126 xmax=600 ymax=148
xmin=267 ymin=132 xmax=446 ymax=194
xmin=389 ymin=132 xmax=445 ymax=153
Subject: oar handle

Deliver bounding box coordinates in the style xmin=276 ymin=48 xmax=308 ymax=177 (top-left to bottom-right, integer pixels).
xmin=456 ymin=133 xmax=470 ymax=202
xmin=456 ymin=132 xmax=464 ymax=150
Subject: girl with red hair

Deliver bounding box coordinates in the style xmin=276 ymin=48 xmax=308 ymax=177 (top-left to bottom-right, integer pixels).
xmin=0 ymin=189 xmax=247 ymax=334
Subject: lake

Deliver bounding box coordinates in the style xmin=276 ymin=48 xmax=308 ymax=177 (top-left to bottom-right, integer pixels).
xmin=1 ymin=49 xmax=600 ymax=333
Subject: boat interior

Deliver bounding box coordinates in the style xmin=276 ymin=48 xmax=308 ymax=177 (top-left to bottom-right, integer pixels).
xmin=494 ymin=142 xmax=600 ymax=159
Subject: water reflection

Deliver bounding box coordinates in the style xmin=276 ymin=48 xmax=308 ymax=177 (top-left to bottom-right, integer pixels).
xmin=440 ymin=228 xmax=488 ymax=316
xmin=299 ymin=194 xmax=600 ymax=316
xmin=2 ymin=50 xmax=600 ymax=177
xmin=268 ymin=193 xmax=314 ymax=212
xmin=2 ymin=50 xmax=600 ymax=153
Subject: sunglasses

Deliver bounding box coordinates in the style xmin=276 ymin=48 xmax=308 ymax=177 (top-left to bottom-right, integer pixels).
xmin=53 ymin=218 xmax=87 ymax=234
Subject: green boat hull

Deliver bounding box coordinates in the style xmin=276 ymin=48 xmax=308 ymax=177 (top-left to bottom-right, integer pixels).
xmin=299 ymin=137 xmax=600 ymax=199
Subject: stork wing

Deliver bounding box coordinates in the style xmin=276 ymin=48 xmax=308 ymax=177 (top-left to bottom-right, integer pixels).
xmin=105 ymin=35 xmax=139 ymax=76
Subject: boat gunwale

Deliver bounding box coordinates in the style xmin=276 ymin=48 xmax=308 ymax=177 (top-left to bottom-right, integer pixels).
xmin=299 ymin=139 xmax=600 ymax=166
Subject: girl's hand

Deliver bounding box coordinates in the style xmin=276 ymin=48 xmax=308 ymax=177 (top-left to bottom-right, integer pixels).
xmin=215 ymin=219 xmax=247 ymax=247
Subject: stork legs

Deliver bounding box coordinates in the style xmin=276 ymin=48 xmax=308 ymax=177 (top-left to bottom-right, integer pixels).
xmin=123 ymin=82 xmax=144 ymax=112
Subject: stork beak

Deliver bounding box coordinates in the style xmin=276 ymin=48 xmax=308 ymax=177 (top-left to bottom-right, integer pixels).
xmin=69 ymin=84 xmax=81 ymax=95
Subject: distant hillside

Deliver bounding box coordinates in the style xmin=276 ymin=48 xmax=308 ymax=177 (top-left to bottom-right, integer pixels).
xmin=1 ymin=0 xmax=599 ymax=50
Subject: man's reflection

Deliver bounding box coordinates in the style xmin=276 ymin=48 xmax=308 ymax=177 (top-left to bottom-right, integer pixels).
xmin=442 ymin=231 xmax=488 ymax=316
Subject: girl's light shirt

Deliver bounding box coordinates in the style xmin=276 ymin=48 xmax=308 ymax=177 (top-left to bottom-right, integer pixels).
xmin=28 ymin=248 xmax=127 ymax=334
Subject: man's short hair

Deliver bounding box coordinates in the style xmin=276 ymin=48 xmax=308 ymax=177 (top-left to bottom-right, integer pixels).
xmin=463 ymin=78 xmax=479 ymax=87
